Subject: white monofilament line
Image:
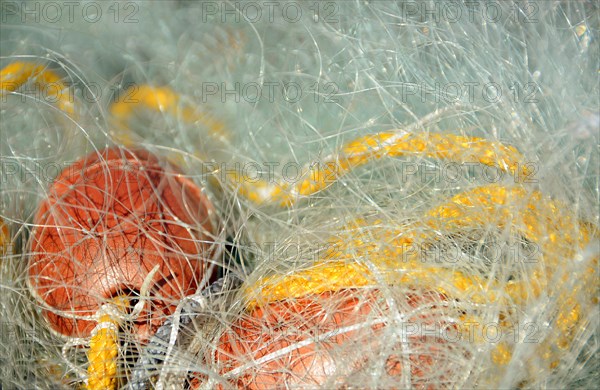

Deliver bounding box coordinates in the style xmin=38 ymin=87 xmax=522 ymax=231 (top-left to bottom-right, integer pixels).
xmin=199 ymin=316 xmax=390 ymax=390
xmin=252 ymin=104 xmax=480 ymax=203
xmin=1 ymin=2 xmax=598 ymax=389
xmin=154 ymin=292 xmax=209 ymax=390
xmin=57 ymin=265 xmax=160 ymax=382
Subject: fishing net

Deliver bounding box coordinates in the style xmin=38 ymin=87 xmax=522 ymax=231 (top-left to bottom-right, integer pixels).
xmin=1 ymin=1 xmax=598 ymax=389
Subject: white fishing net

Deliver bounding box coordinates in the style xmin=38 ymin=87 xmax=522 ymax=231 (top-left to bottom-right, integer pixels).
xmin=1 ymin=1 xmax=598 ymax=389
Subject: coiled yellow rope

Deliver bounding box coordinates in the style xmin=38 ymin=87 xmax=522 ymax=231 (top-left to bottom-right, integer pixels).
xmin=246 ymin=184 xmax=596 ymax=303
xmin=237 ymin=128 xmax=597 ymax=376
xmin=244 ymin=182 xmax=597 ymax=372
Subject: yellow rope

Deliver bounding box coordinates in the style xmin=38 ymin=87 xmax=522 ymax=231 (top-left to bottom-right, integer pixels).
xmin=226 ymin=125 xmax=597 ymax=375
xmin=85 ymin=297 xmax=128 ymax=390
xmin=244 ymin=182 xmax=598 ymax=371
xmin=246 ymin=184 xmax=596 ymax=305
xmin=0 ymin=61 xmax=75 ymax=117
xmin=0 ymin=62 xmax=229 ymax=148
xmin=109 ymin=85 xmax=229 ymax=146
xmin=228 ymin=132 xmax=533 ymax=206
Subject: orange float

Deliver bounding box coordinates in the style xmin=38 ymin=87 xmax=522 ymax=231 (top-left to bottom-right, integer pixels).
xmin=28 ymin=147 xmax=217 ymax=341
xmin=193 ymin=288 xmax=459 ymax=389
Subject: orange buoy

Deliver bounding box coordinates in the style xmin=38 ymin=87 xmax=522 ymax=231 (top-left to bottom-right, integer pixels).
xmin=28 ymin=147 xmax=218 ymax=341
xmin=195 ymin=288 xmax=459 ymax=389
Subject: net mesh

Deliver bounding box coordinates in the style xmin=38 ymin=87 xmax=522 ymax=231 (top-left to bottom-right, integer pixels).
xmin=0 ymin=1 xmax=598 ymax=389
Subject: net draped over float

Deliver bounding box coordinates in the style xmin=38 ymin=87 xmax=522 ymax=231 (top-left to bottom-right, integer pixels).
xmin=0 ymin=2 xmax=598 ymax=389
